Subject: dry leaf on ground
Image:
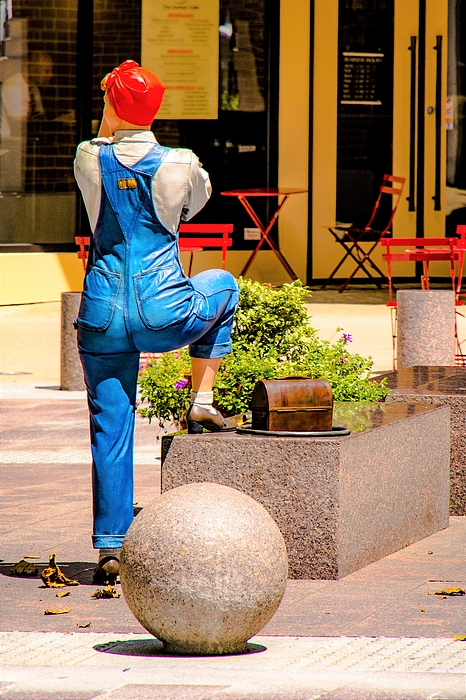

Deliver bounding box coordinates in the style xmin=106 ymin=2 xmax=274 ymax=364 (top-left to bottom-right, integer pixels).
xmin=91 ymin=586 xmax=120 ymax=599
xmin=77 ymin=622 xmax=92 ymax=628
xmin=40 ymin=554 xmax=79 ymax=587
xmin=10 ymin=560 xmax=39 ymax=576
xmin=428 ymin=587 xmax=465 ymax=597
xmin=56 ymin=591 xmax=70 ymax=598
xmin=44 ymin=608 xmax=71 ymax=615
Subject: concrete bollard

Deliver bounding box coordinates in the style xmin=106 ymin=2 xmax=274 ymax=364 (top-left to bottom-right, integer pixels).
xmin=396 ymin=290 xmax=456 ymax=369
xmin=60 ymin=292 xmax=85 ymax=391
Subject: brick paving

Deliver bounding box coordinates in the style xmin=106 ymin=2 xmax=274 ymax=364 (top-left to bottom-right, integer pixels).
xmin=0 ymin=301 xmax=465 ymax=698
xmin=1 ymin=397 xmax=465 ymax=699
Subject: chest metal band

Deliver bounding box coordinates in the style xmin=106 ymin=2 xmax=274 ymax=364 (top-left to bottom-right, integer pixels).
xmin=118 ymin=178 xmax=137 ymax=190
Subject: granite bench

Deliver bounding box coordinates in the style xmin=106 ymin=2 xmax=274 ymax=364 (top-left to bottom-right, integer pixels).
xmin=161 ymin=403 xmax=450 ymax=580
xmin=375 ymin=366 xmax=466 ymax=516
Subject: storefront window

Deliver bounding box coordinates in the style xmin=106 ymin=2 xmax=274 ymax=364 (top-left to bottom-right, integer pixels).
xmin=0 ymin=0 xmax=278 ymax=249
xmin=0 ymin=0 xmax=78 ymax=245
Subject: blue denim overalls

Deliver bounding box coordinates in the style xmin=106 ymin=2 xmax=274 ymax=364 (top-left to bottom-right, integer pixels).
xmin=76 ymin=142 xmax=239 ymax=549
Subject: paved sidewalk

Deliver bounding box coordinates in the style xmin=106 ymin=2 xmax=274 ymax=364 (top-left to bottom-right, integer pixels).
xmin=1 ymin=299 xmax=465 ymax=699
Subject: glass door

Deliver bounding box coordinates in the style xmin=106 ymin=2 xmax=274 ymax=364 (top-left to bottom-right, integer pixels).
xmin=311 ymin=0 xmax=449 ymax=283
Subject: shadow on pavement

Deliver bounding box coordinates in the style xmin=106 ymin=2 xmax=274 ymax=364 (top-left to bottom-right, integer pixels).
xmin=93 ymin=638 xmax=267 ymax=657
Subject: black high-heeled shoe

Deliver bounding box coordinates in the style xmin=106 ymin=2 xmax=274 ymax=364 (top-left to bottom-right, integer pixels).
xmin=186 ymin=404 xmax=237 ymax=434
xmin=92 ymin=555 xmax=120 ymax=586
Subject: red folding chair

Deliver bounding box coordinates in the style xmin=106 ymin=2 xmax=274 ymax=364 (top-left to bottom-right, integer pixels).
xmin=178 ymin=223 xmax=233 ymax=276
xmin=75 ymin=235 xmax=89 ymax=270
xmin=324 ymin=174 xmax=406 ymax=292
xmin=75 ymin=225 xmax=234 ymax=368
xmin=381 ymin=225 xmax=466 ymax=368
xmin=76 ymin=224 xmax=234 ymax=277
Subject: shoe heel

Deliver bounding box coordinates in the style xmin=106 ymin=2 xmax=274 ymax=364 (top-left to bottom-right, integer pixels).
xmin=187 ymin=420 xmax=204 ymax=434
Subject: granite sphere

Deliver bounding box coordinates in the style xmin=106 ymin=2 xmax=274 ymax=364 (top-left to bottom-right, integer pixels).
xmin=120 ymin=482 xmax=288 ymax=655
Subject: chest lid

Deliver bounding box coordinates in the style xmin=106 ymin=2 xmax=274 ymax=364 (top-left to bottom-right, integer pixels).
xmin=251 ymin=376 xmax=333 ymax=412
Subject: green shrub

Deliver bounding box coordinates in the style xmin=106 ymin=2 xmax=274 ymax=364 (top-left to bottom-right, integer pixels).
xmin=137 ymin=278 xmax=389 ymax=426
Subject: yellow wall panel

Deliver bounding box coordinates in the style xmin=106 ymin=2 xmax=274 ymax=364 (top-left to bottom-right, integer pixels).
xmin=0 ymin=254 xmax=85 ymax=306
xmin=311 ymin=0 xmax=339 ymax=280
xmin=278 ymin=0 xmax=311 ymax=284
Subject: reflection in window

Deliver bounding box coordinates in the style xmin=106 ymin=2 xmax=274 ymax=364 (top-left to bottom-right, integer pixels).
xmin=0 ymin=1 xmax=78 ymax=245
xmin=219 ymin=10 xmax=265 ymax=113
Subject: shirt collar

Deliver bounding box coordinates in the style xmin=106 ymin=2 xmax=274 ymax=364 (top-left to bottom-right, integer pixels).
xmin=112 ymin=130 xmax=157 ymax=143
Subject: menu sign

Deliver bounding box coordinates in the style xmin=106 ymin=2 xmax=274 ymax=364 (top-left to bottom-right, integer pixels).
xmin=142 ymin=0 xmax=219 ymax=119
xmin=340 ymin=52 xmax=383 ymax=105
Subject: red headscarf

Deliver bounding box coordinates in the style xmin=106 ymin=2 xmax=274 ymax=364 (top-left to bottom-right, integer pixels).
xmin=105 ymin=60 xmax=165 ymax=125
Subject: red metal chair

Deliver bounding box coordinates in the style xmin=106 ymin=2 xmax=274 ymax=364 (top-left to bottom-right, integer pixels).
xmin=178 ymin=223 xmax=233 ymax=276
xmin=76 ymin=224 xmax=234 ymax=369
xmin=75 ymin=235 xmax=89 ymax=270
xmin=324 ymin=174 xmax=406 ymax=292
xmin=381 ymin=225 xmax=466 ymax=368
xmin=76 ymin=223 xmax=234 ymax=277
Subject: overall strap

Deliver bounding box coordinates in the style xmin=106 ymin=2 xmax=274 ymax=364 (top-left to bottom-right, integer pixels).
xmin=98 ymin=142 xmax=170 ymax=178
xmin=97 ymin=143 xmax=170 ymax=238
xmin=130 ymin=143 xmax=171 ymax=177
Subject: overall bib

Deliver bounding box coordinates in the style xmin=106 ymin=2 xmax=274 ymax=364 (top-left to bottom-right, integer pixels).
xmin=76 ymin=142 xmax=238 ymax=548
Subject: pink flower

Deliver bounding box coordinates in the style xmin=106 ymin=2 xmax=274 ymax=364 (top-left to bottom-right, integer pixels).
xmin=342 ymin=333 xmax=352 ymax=343
xmin=175 ymin=379 xmax=189 ymax=391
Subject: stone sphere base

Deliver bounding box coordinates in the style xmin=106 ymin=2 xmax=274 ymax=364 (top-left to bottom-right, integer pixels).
xmin=120 ymin=482 xmax=288 ymax=655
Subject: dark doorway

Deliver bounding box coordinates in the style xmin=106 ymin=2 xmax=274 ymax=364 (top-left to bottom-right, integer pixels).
xmin=336 ymin=0 xmax=394 ymax=229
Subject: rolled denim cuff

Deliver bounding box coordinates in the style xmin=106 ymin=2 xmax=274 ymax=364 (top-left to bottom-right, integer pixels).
xmin=92 ymin=534 xmax=126 ymax=549
xmin=189 ymin=341 xmax=232 ymax=359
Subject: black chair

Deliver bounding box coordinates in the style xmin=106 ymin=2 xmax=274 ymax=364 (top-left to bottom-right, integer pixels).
xmin=324 ymin=174 xmax=406 ymax=292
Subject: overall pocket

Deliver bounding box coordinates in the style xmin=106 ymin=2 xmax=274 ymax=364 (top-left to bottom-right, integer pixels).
xmin=76 ymin=267 xmax=121 ymax=331
xmin=134 ymin=264 xmax=193 ymax=330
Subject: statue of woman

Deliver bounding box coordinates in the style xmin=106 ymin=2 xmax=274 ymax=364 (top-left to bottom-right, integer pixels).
xmin=74 ymin=60 xmax=239 ymax=584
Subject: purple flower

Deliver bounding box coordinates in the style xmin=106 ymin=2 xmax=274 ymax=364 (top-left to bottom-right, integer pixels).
xmin=175 ymin=379 xmax=189 ymax=391
xmin=342 ymin=333 xmax=352 ymax=343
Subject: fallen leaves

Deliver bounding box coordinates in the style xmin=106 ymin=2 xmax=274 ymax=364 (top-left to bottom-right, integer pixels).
xmin=40 ymin=553 xmax=79 ymax=587
xmin=10 ymin=560 xmax=39 ymax=576
xmin=453 ymin=635 xmax=466 ymax=642
xmin=428 ymin=587 xmax=465 ymax=597
xmin=12 ymin=552 xmax=121 ymax=627
xmin=91 ymin=586 xmax=120 ymax=599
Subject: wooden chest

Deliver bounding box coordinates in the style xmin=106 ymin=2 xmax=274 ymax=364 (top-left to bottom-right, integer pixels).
xmin=251 ymin=377 xmax=334 ymax=432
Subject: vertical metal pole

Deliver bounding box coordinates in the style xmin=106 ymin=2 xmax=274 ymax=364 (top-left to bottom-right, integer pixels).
xmin=265 ymin=0 xmax=280 ymax=244
xmin=433 ymin=35 xmax=443 ymax=211
xmin=416 ymin=0 xmax=426 ymax=240
xmin=76 ymin=0 xmax=93 ymax=238
xmin=407 ymin=36 xmax=417 ymax=212
xmin=306 ymin=0 xmax=315 ymax=285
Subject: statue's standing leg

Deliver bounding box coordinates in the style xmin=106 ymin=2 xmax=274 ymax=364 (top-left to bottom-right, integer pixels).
xmin=79 ymin=350 xmax=140 ymax=555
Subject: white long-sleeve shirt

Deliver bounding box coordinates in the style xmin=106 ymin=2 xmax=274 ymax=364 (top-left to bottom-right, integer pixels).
xmin=74 ymin=130 xmax=212 ymax=234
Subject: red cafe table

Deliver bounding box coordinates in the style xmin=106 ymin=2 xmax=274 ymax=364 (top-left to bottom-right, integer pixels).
xmin=220 ymin=188 xmax=307 ymax=279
